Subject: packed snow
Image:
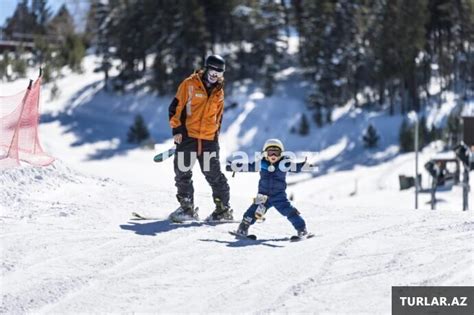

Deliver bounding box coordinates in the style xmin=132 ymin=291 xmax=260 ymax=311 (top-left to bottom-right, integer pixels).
xmin=1 ymin=56 xmax=473 ymax=313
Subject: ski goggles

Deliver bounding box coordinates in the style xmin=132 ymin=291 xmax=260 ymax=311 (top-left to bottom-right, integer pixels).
xmin=208 ymin=65 xmax=225 ymax=73
xmin=208 ymin=68 xmax=224 ymax=78
xmin=266 ymin=148 xmax=282 ymax=157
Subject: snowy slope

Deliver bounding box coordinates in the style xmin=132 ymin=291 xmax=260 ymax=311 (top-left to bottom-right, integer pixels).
xmin=1 ymin=56 xmax=473 ymax=313
xmin=1 ymin=162 xmax=472 ymax=313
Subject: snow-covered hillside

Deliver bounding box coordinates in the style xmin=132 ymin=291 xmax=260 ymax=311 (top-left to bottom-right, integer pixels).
xmin=1 ymin=56 xmax=473 ymax=313
xmin=1 ymin=161 xmax=472 ymax=313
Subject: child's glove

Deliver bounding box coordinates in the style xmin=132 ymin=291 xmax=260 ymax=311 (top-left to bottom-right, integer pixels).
xmin=255 ymin=204 xmax=266 ymax=220
xmin=253 ymin=194 xmax=268 ymax=220
xmin=253 ymin=193 xmax=268 ymax=205
xmin=226 ymin=160 xmax=239 ymax=172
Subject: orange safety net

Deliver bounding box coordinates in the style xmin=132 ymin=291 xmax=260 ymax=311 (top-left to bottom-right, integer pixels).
xmin=0 ymin=77 xmax=54 ymax=168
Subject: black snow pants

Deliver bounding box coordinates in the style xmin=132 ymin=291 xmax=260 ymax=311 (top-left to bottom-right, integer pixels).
xmin=173 ymin=137 xmax=230 ymax=205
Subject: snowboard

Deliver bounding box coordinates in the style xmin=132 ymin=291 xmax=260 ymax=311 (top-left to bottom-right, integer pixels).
xmin=153 ymin=147 xmax=176 ymax=163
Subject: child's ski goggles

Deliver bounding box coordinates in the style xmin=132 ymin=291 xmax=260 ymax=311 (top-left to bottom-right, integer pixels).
xmin=266 ymin=148 xmax=282 ymax=157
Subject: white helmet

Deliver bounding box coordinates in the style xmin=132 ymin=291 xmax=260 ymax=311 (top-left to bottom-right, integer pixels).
xmin=262 ymin=138 xmax=284 ymax=152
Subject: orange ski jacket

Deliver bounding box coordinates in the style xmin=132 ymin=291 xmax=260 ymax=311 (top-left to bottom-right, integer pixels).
xmin=169 ymin=71 xmax=224 ymax=141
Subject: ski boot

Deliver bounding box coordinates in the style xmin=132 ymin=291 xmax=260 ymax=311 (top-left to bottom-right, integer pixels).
xmin=235 ymin=217 xmax=251 ymax=236
xmin=230 ymin=217 xmax=256 ymax=240
xmin=169 ymin=195 xmax=199 ymax=223
xmin=290 ymin=228 xmax=314 ymax=242
xmin=206 ymin=197 xmax=234 ymax=221
xmin=297 ymin=228 xmax=309 ymax=237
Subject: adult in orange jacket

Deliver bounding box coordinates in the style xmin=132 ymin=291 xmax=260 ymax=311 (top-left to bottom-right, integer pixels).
xmin=168 ymin=55 xmax=233 ymax=222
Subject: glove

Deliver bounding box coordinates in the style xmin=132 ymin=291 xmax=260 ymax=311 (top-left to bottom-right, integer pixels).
xmin=253 ymin=193 xmax=268 ymax=205
xmin=255 ymin=204 xmax=266 ymax=220
xmin=253 ymin=194 xmax=268 ymax=220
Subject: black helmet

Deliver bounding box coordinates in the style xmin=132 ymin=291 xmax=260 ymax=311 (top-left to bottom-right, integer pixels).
xmin=205 ymin=54 xmax=225 ymax=72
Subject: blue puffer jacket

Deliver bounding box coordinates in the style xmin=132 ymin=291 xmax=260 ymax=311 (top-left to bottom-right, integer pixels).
xmin=227 ymin=157 xmax=307 ymax=196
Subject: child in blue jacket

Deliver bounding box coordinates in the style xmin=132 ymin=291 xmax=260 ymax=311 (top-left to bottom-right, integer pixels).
xmin=226 ymin=138 xmax=312 ymax=239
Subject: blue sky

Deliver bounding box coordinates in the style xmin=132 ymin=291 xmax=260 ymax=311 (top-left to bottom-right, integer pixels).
xmin=0 ymin=0 xmax=89 ymax=29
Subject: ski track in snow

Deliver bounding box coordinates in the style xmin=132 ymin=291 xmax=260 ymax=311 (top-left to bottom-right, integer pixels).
xmin=259 ymin=219 xmax=473 ymax=313
xmin=1 ymin=162 xmax=472 ymax=313
xmin=1 ymin=57 xmax=473 ymax=313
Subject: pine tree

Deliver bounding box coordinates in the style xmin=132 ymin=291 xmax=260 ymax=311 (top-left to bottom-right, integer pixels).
xmin=199 ymin=0 xmax=236 ymax=47
xmin=225 ymin=1 xmax=261 ymax=80
xmin=48 ymin=5 xmax=84 ymax=72
xmin=372 ymin=0 xmax=399 ymax=114
xmin=166 ymin=0 xmax=209 ymax=87
xmin=107 ymin=0 xmax=149 ymax=83
xmin=33 ymin=35 xmax=56 ymax=80
xmin=48 ymin=4 xmax=75 ymax=38
xmin=63 ymin=33 xmax=85 ymax=72
xmin=0 ymin=52 xmax=11 ymax=80
xmin=444 ymin=110 xmax=462 ymax=147
xmin=298 ymin=113 xmax=310 ymax=136
xmin=72 ymin=0 xmax=472 ymax=111
xmin=399 ymin=118 xmax=414 ymax=152
xmin=419 ymin=116 xmax=431 ymax=147
xmin=148 ymin=0 xmax=209 ymax=92
xmin=150 ymin=0 xmax=175 ymax=94
xmin=398 ymin=0 xmax=428 ymax=112
xmin=399 ymin=116 xmax=435 ymax=152
xmin=4 ymin=0 xmax=37 ymax=39
xmin=86 ymin=0 xmax=112 ymax=90
xmin=363 ymin=124 xmax=380 ymax=148
xmin=12 ymin=48 xmax=27 ymax=78
xmin=31 ymin=0 xmax=51 ymax=34
xmin=371 ymin=0 xmax=429 ymax=114
xmin=256 ymin=0 xmax=287 ymax=96
xmin=127 ymin=115 xmax=150 ymax=144
xmin=295 ymin=0 xmax=366 ymax=119
xmin=429 ymin=125 xmax=443 ymax=143
xmin=313 ymin=109 xmax=323 ymax=128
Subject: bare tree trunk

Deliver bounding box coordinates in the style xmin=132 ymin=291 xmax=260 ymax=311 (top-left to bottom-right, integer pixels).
xmin=378 ymin=80 xmax=385 ymax=108
xmin=389 ymin=82 xmax=394 ymax=116
xmin=142 ymin=56 xmax=147 ymax=73
xmin=401 ymin=79 xmax=408 ymax=114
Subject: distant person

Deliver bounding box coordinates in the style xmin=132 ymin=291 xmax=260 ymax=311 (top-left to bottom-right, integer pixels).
xmin=227 ymin=139 xmax=313 ymax=240
xmin=168 ymin=55 xmax=233 ymax=222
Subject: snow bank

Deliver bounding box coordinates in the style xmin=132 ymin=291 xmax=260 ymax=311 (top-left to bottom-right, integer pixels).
xmin=1 ymin=162 xmax=89 ymax=218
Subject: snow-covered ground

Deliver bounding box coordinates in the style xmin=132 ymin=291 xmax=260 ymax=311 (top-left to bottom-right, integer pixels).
xmin=1 ymin=56 xmax=473 ymax=313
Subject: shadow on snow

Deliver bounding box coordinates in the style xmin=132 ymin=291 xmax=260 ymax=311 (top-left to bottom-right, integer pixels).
xmin=120 ymin=219 xmax=236 ymax=236
xmin=119 ymin=220 xmax=287 ymax=248
xmin=41 ymin=80 xmax=171 ymax=160
xmin=199 ymin=238 xmax=287 ymax=248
